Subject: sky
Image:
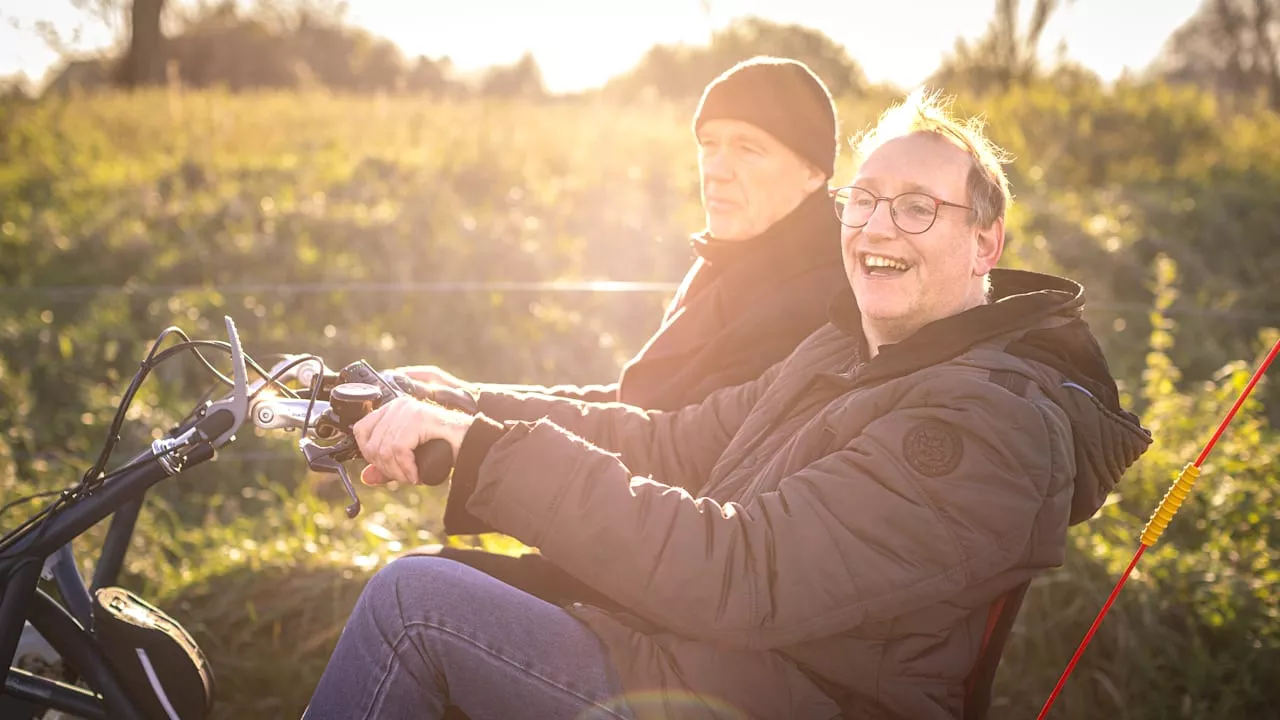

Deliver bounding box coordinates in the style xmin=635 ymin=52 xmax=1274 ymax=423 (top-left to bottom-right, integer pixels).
xmin=0 ymin=0 xmax=1202 ymax=93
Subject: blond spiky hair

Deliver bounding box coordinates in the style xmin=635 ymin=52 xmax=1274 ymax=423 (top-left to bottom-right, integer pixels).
xmin=848 ymin=87 xmax=1014 ymax=229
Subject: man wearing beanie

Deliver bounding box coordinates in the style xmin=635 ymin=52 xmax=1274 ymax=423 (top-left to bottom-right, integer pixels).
xmin=402 ymin=55 xmax=845 ymax=412
xmin=392 ymin=57 xmax=849 ymax=612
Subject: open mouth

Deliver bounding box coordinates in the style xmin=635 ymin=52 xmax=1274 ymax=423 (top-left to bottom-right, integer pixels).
xmin=859 ymin=251 xmax=914 ymax=277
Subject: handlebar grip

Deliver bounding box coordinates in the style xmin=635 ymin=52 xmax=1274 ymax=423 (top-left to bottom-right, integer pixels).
xmin=415 ymin=438 xmax=454 ymax=487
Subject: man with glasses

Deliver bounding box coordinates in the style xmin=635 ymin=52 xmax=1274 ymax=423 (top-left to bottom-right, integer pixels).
xmin=303 ymin=89 xmax=1151 ymax=720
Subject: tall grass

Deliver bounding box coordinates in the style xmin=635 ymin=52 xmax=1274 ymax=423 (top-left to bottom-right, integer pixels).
xmin=1 ymin=89 xmax=1277 ymax=719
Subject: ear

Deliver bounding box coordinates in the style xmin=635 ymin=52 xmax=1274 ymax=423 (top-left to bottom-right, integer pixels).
xmin=802 ymin=163 xmax=827 ymax=195
xmin=973 ymin=217 xmax=1004 ymax=274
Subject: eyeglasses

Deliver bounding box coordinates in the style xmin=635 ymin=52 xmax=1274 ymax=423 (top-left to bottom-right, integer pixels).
xmin=831 ymin=185 xmax=973 ymax=234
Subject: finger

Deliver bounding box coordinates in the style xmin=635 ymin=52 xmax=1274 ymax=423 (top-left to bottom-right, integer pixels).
xmin=353 ymin=399 xmax=393 ymax=454
xmin=404 ymin=366 xmax=440 ymax=385
xmin=352 ymin=411 xmax=376 ymax=453
xmin=360 ymin=463 xmax=385 ymax=486
xmin=392 ymin=411 xmax=426 ymax=484
xmin=362 ymin=403 xmax=397 ymax=476
xmin=374 ymin=398 xmax=417 ymax=484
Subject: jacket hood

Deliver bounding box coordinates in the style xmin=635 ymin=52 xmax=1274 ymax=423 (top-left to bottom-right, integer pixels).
xmin=830 ymin=267 xmax=1152 ymax=524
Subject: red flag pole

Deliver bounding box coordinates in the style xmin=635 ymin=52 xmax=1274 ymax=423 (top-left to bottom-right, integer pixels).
xmin=1036 ymin=336 xmax=1280 ymax=719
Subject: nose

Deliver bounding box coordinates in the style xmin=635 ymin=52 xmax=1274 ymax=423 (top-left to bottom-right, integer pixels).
xmin=701 ymin=149 xmax=734 ymax=183
xmin=861 ymin=197 xmax=897 ymax=241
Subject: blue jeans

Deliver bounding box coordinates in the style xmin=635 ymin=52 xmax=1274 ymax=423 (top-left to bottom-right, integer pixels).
xmin=301 ymin=556 xmax=634 ymax=720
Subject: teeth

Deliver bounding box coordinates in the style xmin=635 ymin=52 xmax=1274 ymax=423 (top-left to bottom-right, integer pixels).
xmin=864 ymin=254 xmax=910 ymax=271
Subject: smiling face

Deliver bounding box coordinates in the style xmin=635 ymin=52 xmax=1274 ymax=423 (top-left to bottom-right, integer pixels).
xmin=842 ymin=132 xmax=1004 ymax=352
xmin=697 ymin=119 xmax=826 ymax=241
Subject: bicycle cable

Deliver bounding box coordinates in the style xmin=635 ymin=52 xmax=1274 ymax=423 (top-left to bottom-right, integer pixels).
xmin=0 ymin=333 xmax=303 ymax=556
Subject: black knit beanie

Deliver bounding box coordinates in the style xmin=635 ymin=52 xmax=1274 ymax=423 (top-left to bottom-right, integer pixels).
xmin=692 ymin=56 xmax=838 ymax=178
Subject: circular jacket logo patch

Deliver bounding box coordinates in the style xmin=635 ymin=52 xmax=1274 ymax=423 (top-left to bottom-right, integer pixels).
xmin=903 ymin=420 xmax=964 ymax=478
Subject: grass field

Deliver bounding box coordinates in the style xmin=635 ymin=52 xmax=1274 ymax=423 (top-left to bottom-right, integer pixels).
xmin=1 ymin=87 xmax=1278 ymax=719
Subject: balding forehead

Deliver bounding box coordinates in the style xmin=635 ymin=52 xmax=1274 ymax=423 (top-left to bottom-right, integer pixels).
xmin=854 ymin=178 xmax=944 ymax=195
xmin=854 ymin=133 xmax=972 ymax=196
xmin=871 ymin=131 xmax=974 ymax=164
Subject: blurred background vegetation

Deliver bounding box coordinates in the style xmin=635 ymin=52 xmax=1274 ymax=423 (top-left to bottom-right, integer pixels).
xmin=1 ymin=0 xmax=1279 ymax=718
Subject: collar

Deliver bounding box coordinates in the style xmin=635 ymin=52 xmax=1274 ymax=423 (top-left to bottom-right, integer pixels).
xmin=827 ymin=268 xmax=1085 ymax=384
xmin=690 ymin=187 xmax=836 ymax=268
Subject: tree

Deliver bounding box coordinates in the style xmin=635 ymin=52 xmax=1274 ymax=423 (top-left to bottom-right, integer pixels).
xmin=115 ymin=0 xmax=167 ymax=87
xmin=1149 ymin=0 xmax=1280 ymax=111
xmin=19 ymin=0 xmax=166 ymax=89
xmin=929 ymin=0 xmax=1075 ymax=95
xmin=479 ymin=53 xmax=546 ymax=99
xmin=601 ymin=16 xmax=868 ymax=102
xmin=403 ymin=55 xmax=458 ymax=95
xmin=0 ymin=73 xmax=34 ymax=101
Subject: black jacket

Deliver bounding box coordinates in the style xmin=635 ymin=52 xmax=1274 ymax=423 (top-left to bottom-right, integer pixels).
xmin=488 ymin=187 xmax=847 ymax=411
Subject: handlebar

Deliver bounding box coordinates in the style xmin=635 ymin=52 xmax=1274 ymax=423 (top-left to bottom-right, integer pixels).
xmin=171 ymin=317 xmax=454 ymax=519
xmin=0 ymin=315 xmax=453 ymax=578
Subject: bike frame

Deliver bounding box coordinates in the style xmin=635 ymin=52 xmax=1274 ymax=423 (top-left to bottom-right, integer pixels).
xmin=79 ymin=354 xmax=320 ymax=597
xmin=0 ymin=437 xmax=215 ymax=719
xmin=0 ymin=315 xmax=258 ymax=719
xmin=32 ymin=352 xmax=316 ymax=623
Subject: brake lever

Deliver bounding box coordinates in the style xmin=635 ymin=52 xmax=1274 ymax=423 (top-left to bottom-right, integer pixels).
xmin=194 ymin=316 xmax=249 ymax=449
xmin=300 ymin=436 xmax=363 ymax=518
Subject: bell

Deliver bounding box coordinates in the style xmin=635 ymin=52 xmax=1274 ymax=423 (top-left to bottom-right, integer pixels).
xmin=328 ymin=382 xmax=383 ymax=427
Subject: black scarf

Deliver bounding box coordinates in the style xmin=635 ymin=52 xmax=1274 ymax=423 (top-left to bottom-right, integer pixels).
xmin=689 ymin=187 xmax=837 ymax=269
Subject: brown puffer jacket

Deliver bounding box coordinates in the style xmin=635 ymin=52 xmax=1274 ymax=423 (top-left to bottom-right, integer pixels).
xmin=475 ymin=187 xmax=846 ymax=411
xmin=444 ymin=268 xmax=1152 ymax=719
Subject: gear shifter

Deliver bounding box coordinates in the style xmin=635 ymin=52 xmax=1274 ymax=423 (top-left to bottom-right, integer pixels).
xmin=300 ymin=435 xmax=363 ymax=518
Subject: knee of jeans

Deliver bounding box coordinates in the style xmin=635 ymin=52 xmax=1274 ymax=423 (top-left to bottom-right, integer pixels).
xmin=362 ymin=556 xmax=468 ymax=619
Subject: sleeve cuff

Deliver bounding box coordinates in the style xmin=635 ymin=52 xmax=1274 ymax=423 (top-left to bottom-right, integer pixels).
xmin=442 ymin=413 xmax=508 ymax=536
